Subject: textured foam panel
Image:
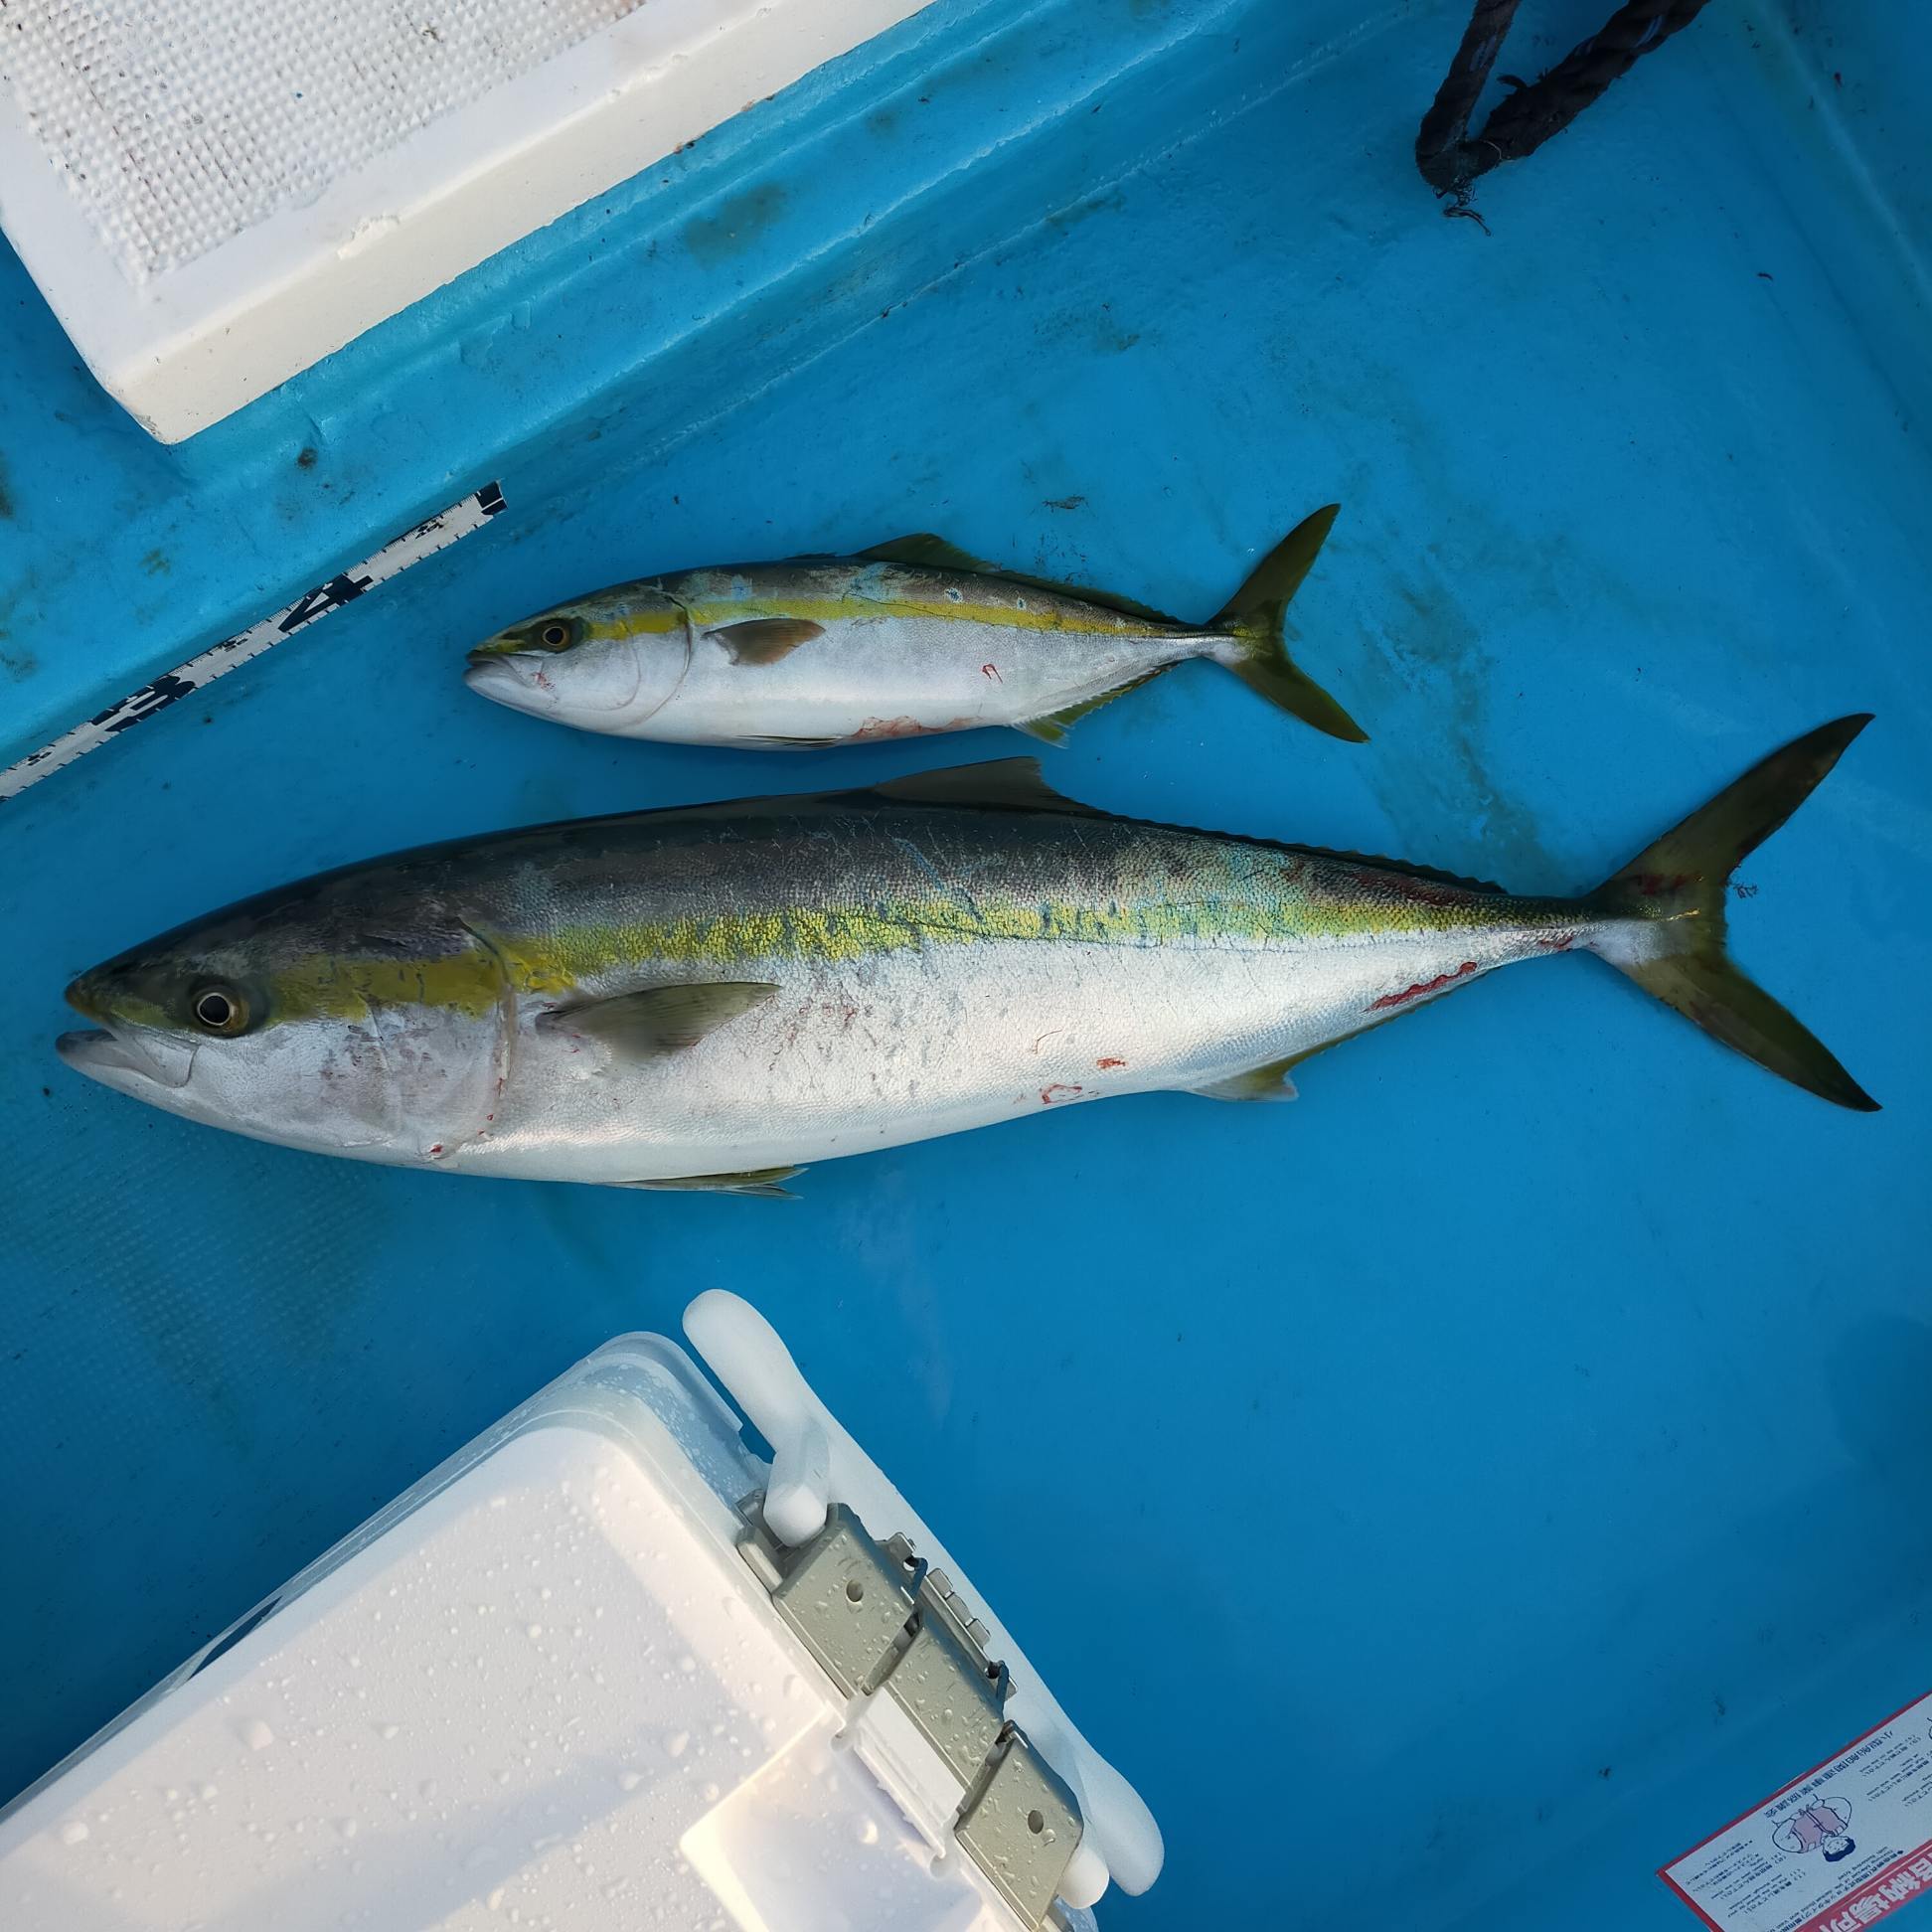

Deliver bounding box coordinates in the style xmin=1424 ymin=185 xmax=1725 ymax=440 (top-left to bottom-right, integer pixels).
xmin=3 ymin=0 xmax=650 ymax=279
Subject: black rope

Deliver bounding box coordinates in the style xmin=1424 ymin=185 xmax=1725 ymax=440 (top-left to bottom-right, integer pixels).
xmin=1416 ymin=0 xmax=1712 ymax=198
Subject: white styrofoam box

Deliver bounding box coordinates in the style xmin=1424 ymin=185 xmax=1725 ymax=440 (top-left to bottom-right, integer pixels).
xmin=0 ymin=1336 xmax=1046 ymax=1930
xmin=0 ymin=0 xmax=936 ymax=441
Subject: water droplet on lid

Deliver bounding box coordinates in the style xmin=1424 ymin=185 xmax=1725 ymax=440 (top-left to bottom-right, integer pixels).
xmin=617 ymin=1770 xmax=643 ymax=1793
xmin=662 ymin=1731 xmax=689 ymax=1759
xmin=487 ymin=1886 xmax=506 ymax=1911
xmin=526 ymin=1624 xmax=544 ymax=1641
xmin=856 ymin=1817 xmax=879 ymax=1846
xmin=58 ymin=1820 xmax=89 ymax=1846
xmin=238 ymin=1717 xmax=275 ymax=1751
xmin=377 ymin=1722 xmax=400 ymax=1740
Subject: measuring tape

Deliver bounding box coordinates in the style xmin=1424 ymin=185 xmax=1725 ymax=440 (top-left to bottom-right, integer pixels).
xmin=0 ymin=481 xmax=506 ymax=804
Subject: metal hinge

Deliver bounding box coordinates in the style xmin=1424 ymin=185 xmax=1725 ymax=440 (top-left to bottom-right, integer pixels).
xmin=738 ymin=1500 xmax=1083 ymax=1928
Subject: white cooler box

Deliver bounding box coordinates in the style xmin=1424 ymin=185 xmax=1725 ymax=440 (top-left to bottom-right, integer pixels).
xmin=0 ymin=1292 xmax=1161 ymax=1930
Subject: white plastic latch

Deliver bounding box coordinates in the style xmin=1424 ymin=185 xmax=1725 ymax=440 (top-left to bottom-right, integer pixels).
xmin=683 ymin=1290 xmax=1164 ymax=1913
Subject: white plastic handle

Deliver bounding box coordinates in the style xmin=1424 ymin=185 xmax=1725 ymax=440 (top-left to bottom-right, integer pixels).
xmin=683 ymin=1289 xmax=1164 ymax=1904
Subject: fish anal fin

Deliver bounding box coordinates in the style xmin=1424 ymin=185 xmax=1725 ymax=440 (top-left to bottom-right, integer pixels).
xmin=1200 ymin=1015 xmax=1406 ymax=1099
xmin=1279 ymin=1012 xmax=1411 ymax=1077
xmin=619 ymin=1166 xmax=803 ymax=1199
xmin=1192 ymin=1058 xmax=1300 ymax=1102
xmin=539 ymin=982 xmax=777 ymax=1059
xmin=1017 ymin=666 xmax=1175 ymax=744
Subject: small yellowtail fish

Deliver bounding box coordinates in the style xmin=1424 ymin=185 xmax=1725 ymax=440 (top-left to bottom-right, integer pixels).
xmin=58 ymin=718 xmax=1874 ymax=1195
xmin=462 ymin=507 xmax=1365 ymax=747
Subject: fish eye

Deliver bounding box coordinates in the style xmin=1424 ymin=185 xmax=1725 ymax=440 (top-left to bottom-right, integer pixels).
xmin=190 ymin=985 xmax=249 ymax=1035
xmin=538 ymin=621 xmax=571 ymax=649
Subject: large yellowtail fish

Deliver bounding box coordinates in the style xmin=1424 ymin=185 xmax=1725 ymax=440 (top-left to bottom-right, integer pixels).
xmin=59 ymin=719 xmax=1874 ymax=1195
xmin=462 ymin=508 xmax=1366 ymax=747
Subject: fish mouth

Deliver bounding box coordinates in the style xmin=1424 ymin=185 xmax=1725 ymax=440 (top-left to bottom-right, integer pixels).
xmin=58 ymin=1025 xmax=199 ymax=1091
xmin=463 ymin=650 xmax=563 ymax=709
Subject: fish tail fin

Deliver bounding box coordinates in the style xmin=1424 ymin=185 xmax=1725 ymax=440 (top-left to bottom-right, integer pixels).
xmin=1580 ymin=714 xmax=1878 ymax=1110
xmin=1208 ymin=504 xmax=1367 ymax=742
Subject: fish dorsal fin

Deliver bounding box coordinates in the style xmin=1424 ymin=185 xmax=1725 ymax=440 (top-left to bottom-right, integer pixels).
xmin=1012 ymin=573 xmax=1188 ymax=627
xmin=859 ymin=533 xmax=1192 ymax=628
xmin=1284 ymin=846 xmax=1509 ymax=895
xmin=859 ymin=532 xmax=1001 ymax=573
xmin=868 ymin=757 xmax=1107 ymax=817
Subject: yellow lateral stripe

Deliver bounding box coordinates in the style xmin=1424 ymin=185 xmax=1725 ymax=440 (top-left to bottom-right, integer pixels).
xmin=669 ymin=595 xmax=1174 ymax=636
xmin=261 ymin=886 xmax=1514 ymax=1021
xmin=581 ymin=607 xmax=685 ymax=639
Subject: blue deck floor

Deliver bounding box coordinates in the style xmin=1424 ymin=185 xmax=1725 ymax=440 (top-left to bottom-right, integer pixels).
xmin=2 ymin=2 xmax=1929 ymax=1925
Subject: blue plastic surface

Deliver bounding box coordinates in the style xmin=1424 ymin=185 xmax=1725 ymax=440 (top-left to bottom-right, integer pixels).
xmin=2 ymin=2 xmax=1929 ymax=1927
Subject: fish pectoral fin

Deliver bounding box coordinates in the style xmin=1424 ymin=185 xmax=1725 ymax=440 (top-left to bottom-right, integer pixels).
xmin=1192 ymin=1057 xmax=1300 ymax=1102
xmin=618 ymin=1165 xmax=804 ymax=1200
xmin=539 ymin=982 xmax=778 ymax=1058
xmin=870 ymin=756 xmax=1107 ymax=817
xmin=705 ymin=618 xmax=826 ymax=664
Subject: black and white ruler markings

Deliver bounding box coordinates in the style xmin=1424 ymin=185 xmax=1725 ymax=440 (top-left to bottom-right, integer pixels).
xmin=0 ymin=482 xmax=506 ymax=804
